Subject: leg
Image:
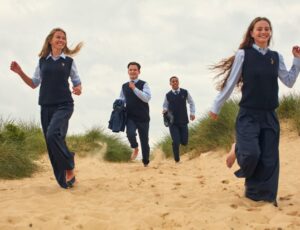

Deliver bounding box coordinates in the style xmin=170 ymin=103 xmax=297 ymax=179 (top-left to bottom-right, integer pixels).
xmin=137 ymin=121 xmax=150 ymax=166
xmin=126 ymin=119 xmax=139 ymax=160
xmin=226 ymin=143 xmax=236 ymax=168
xmin=45 ymin=103 xmax=74 ymax=189
xmin=234 ymin=108 xmax=261 ymax=179
xmin=169 ymin=124 xmax=181 ymax=162
xmin=179 ymin=124 xmax=188 ymax=146
xmin=41 ymin=106 xmax=64 ymax=187
xmin=245 ymin=111 xmax=280 ymax=203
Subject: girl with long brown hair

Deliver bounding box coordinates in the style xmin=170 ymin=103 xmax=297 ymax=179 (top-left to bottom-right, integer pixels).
xmin=210 ymin=17 xmax=300 ymax=205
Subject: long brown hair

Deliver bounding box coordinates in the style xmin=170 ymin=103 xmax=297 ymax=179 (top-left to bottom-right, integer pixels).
xmin=211 ymin=17 xmax=273 ymax=91
xmin=39 ymin=28 xmax=83 ymax=58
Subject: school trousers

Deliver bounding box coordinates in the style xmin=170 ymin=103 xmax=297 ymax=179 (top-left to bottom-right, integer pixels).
xmin=235 ymin=107 xmax=280 ymax=202
xmin=126 ymin=118 xmax=150 ymax=165
xmin=169 ymin=123 xmax=188 ymax=162
xmin=40 ymin=102 xmax=74 ymax=189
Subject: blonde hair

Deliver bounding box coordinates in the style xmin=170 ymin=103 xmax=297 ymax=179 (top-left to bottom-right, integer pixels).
xmin=39 ymin=28 xmax=83 ymax=58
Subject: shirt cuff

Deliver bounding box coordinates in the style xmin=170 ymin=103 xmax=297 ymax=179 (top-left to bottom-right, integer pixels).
xmin=31 ymin=78 xmax=40 ymax=87
xmin=293 ymin=57 xmax=300 ymax=67
xmin=133 ymin=88 xmax=140 ymax=93
xmin=210 ymin=105 xmax=221 ymax=115
xmin=72 ymin=80 xmax=81 ymax=87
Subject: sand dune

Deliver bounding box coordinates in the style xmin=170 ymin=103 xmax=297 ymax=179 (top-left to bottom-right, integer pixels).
xmin=0 ymin=124 xmax=300 ymax=230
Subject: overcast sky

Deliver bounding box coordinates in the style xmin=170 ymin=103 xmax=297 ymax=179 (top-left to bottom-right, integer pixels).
xmin=1 ymin=0 xmax=300 ymax=146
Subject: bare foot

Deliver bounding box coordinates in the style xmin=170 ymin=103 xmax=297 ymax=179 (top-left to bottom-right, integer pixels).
xmin=66 ymin=170 xmax=75 ymax=181
xmin=226 ymin=143 xmax=236 ymax=168
xmin=130 ymin=148 xmax=139 ymax=160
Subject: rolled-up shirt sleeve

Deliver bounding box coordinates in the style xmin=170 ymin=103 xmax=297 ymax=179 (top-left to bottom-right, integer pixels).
xmin=31 ymin=63 xmax=41 ymax=87
xmin=70 ymin=61 xmax=81 ymax=86
xmin=163 ymin=96 xmax=169 ymax=111
xmin=187 ymin=92 xmax=196 ymax=115
xmin=133 ymin=82 xmax=151 ymax=103
xmin=278 ymin=54 xmax=300 ymax=88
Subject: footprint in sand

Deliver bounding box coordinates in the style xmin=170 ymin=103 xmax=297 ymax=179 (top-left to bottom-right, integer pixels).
xmin=279 ymin=194 xmax=293 ymax=201
xmin=221 ymin=179 xmax=230 ymax=184
xmin=161 ymin=212 xmax=170 ymax=219
xmin=230 ymin=204 xmax=238 ymax=209
xmin=287 ymin=211 xmax=299 ymax=216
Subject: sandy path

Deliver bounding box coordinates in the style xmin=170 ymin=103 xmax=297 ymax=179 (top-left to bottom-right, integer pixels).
xmin=0 ymin=126 xmax=300 ymax=230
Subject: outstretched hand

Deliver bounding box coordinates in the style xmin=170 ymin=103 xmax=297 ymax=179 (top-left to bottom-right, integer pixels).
xmin=292 ymin=46 xmax=300 ymax=58
xmin=10 ymin=61 xmax=23 ymax=75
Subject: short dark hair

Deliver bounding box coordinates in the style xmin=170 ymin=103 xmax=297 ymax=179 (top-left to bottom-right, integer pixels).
xmin=127 ymin=62 xmax=141 ymax=70
xmin=169 ymin=76 xmax=178 ymax=82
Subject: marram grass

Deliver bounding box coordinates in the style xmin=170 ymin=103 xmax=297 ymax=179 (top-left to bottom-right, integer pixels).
xmin=159 ymin=93 xmax=300 ymax=158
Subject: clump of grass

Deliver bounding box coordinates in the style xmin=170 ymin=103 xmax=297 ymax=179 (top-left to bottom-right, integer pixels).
xmin=158 ymin=99 xmax=239 ymax=158
xmin=0 ymin=144 xmax=37 ymax=179
xmin=0 ymin=118 xmax=45 ymax=179
xmin=67 ymin=127 xmax=131 ymax=162
xmin=277 ymin=93 xmax=300 ymax=135
xmin=159 ymin=93 xmax=300 ymax=159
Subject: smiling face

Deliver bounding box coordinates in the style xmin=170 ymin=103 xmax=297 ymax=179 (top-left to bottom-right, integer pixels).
xmin=250 ymin=20 xmax=272 ymax=48
xmin=49 ymin=30 xmax=66 ymax=52
xmin=170 ymin=77 xmax=179 ymax=90
xmin=128 ymin=64 xmax=140 ymax=80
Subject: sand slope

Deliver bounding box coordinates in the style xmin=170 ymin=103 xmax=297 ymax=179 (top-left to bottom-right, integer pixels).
xmin=0 ymin=125 xmax=300 ymax=230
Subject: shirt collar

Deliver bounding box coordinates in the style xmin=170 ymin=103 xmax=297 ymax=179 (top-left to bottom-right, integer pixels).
xmin=130 ymin=78 xmax=139 ymax=83
xmin=171 ymin=88 xmax=180 ymax=93
xmin=252 ymin=44 xmax=269 ymax=54
xmin=46 ymin=52 xmax=66 ymax=60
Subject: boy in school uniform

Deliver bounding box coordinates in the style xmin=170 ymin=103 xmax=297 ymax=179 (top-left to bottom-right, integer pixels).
xmin=163 ymin=76 xmax=195 ymax=163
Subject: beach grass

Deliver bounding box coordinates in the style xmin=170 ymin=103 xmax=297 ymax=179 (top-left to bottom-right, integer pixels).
xmin=0 ymin=119 xmax=45 ymax=179
xmin=159 ymin=93 xmax=300 ymax=158
xmin=0 ymin=119 xmax=131 ymax=179
xmin=158 ymin=99 xmax=238 ymax=158
xmin=67 ymin=127 xmax=131 ymax=162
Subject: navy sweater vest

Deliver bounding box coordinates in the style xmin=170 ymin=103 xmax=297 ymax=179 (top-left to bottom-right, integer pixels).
xmin=38 ymin=57 xmax=73 ymax=106
xmin=239 ymin=48 xmax=279 ymax=110
xmin=122 ymin=80 xmax=150 ymax=122
xmin=166 ymin=88 xmax=189 ymax=125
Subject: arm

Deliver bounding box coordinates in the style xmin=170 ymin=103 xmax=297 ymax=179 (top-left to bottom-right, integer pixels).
xmin=70 ymin=61 xmax=82 ymax=95
xmin=210 ymin=50 xmax=245 ymax=119
xmin=132 ymin=82 xmax=151 ymax=103
xmin=162 ymin=95 xmax=168 ymax=113
xmin=187 ymin=92 xmax=196 ymax=121
xmin=119 ymin=88 xmax=126 ymax=103
xmin=10 ymin=61 xmax=37 ymax=89
xmin=278 ymin=46 xmax=300 ymax=88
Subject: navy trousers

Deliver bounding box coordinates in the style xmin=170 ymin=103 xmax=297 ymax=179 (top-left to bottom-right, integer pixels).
xmin=126 ymin=118 xmax=150 ymax=165
xmin=169 ymin=124 xmax=188 ymax=162
xmin=41 ymin=103 xmax=74 ymax=189
xmin=235 ymin=107 xmax=280 ymax=202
